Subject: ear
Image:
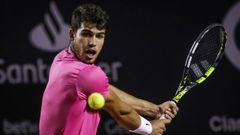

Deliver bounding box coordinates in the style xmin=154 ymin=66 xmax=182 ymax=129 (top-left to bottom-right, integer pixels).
xmin=69 ymin=29 xmax=75 ymax=41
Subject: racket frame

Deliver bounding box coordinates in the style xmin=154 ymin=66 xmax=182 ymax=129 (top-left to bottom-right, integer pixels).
xmin=172 ymin=23 xmax=227 ymax=103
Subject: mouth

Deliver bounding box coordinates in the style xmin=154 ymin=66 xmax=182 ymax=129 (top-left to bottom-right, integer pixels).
xmin=85 ymin=49 xmax=97 ymax=59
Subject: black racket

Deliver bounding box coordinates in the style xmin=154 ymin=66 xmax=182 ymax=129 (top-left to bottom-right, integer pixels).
xmin=160 ymin=23 xmax=227 ymax=119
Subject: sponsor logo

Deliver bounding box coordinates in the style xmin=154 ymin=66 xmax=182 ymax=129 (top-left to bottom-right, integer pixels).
xmin=223 ymin=1 xmax=240 ymax=70
xmin=209 ymin=115 xmax=240 ymax=132
xmin=98 ymin=61 xmax=122 ymax=82
xmin=2 ymin=119 xmax=38 ymax=135
xmin=29 ymin=1 xmax=69 ymax=52
xmin=0 ymin=58 xmax=121 ymax=84
xmin=0 ymin=58 xmax=49 ymax=84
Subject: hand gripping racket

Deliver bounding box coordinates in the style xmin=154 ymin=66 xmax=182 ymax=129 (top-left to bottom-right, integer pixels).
xmin=160 ymin=23 xmax=227 ymax=119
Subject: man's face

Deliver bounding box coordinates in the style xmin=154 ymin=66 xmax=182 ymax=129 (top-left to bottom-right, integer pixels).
xmin=70 ymin=22 xmax=106 ymax=64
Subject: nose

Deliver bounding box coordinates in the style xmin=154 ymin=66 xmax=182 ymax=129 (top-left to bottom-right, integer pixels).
xmin=88 ymin=36 xmax=97 ymax=47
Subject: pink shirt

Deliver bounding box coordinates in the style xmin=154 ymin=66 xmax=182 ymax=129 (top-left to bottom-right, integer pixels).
xmin=40 ymin=49 xmax=109 ymax=135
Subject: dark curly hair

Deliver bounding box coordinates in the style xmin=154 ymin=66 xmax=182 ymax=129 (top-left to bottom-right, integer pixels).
xmin=71 ymin=3 xmax=109 ymax=32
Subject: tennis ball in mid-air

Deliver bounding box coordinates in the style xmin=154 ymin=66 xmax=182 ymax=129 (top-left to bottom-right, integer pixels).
xmin=88 ymin=92 xmax=105 ymax=110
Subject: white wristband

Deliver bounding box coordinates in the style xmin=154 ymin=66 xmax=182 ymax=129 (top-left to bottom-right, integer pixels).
xmin=130 ymin=116 xmax=152 ymax=135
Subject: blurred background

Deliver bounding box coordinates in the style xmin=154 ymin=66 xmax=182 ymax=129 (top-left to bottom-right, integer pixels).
xmin=1 ymin=0 xmax=240 ymax=134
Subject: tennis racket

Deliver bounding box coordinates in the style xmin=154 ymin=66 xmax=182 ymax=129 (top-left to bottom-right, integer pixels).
xmin=160 ymin=23 xmax=227 ymax=119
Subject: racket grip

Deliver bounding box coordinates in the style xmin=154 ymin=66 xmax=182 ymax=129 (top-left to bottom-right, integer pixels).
xmin=159 ymin=101 xmax=176 ymax=120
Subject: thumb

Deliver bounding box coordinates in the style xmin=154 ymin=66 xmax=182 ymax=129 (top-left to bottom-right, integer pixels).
xmin=161 ymin=118 xmax=171 ymax=125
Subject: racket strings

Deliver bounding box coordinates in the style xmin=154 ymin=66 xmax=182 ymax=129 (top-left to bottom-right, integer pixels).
xmin=188 ymin=27 xmax=224 ymax=81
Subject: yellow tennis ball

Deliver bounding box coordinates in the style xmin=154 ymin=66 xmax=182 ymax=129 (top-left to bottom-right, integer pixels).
xmin=88 ymin=92 xmax=105 ymax=110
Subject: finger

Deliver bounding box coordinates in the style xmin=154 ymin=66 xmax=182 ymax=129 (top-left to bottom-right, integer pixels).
xmin=165 ymin=110 xmax=175 ymax=119
xmin=170 ymin=102 xmax=179 ymax=112
xmin=164 ymin=112 xmax=174 ymax=120
xmin=172 ymin=107 xmax=179 ymax=116
xmin=173 ymin=109 xmax=178 ymax=116
xmin=161 ymin=125 xmax=166 ymax=131
xmin=168 ymin=104 xmax=179 ymax=116
xmin=168 ymin=109 xmax=175 ymax=115
xmin=156 ymin=113 xmax=162 ymax=119
xmin=159 ymin=129 xmax=164 ymax=135
xmin=164 ymin=113 xmax=172 ymax=120
xmin=159 ymin=101 xmax=179 ymax=119
xmin=159 ymin=101 xmax=172 ymax=112
xmin=160 ymin=122 xmax=166 ymax=131
xmin=158 ymin=105 xmax=166 ymax=114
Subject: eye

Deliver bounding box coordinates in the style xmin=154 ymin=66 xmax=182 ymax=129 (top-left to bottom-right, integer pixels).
xmin=81 ymin=32 xmax=93 ymax=37
xmin=96 ymin=34 xmax=105 ymax=39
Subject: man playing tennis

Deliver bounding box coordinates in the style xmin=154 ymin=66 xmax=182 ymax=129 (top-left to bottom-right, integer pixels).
xmin=39 ymin=3 xmax=178 ymax=135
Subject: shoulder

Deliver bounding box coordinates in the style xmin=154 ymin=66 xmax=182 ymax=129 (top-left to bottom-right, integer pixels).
xmin=52 ymin=49 xmax=91 ymax=71
xmin=78 ymin=64 xmax=107 ymax=83
xmin=79 ymin=64 xmax=104 ymax=76
xmin=77 ymin=65 xmax=109 ymax=96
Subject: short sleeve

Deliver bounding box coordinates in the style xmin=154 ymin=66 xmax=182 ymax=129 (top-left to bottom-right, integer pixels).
xmin=76 ymin=65 xmax=109 ymax=96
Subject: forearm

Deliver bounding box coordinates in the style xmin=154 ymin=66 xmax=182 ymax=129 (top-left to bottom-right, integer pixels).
xmin=109 ymin=84 xmax=159 ymax=118
xmin=103 ymin=89 xmax=140 ymax=130
xmin=104 ymin=100 xmax=141 ymax=130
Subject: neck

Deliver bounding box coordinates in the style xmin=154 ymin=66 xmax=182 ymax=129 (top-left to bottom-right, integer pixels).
xmin=68 ymin=44 xmax=74 ymax=54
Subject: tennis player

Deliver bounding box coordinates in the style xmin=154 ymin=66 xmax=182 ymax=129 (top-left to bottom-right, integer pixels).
xmin=39 ymin=3 xmax=178 ymax=135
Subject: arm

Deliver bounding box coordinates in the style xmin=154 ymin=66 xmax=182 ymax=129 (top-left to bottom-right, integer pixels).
xmin=109 ymin=84 xmax=160 ymax=118
xmin=103 ymin=89 xmax=170 ymax=135
xmin=103 ymin=89 xmax=140 ymax=130
xmin=109 ymin=84 xmax=179 ymax=119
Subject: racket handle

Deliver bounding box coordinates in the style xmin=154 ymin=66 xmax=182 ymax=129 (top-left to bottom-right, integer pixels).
xmin=159 ymin=101 xmax=176 ymax=120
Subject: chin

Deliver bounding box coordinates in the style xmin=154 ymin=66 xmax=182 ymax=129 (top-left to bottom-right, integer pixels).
xmin=78 ymin=57 xmax=95 ymax=64
xmin=85 ymin=59 xmax=96 ymax=64
xmin=87 ymin=61 xmax=94 ymax=64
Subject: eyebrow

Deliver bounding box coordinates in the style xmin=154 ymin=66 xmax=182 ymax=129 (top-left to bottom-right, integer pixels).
xmin=81 ymin=29 xmax=106 ymax=35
